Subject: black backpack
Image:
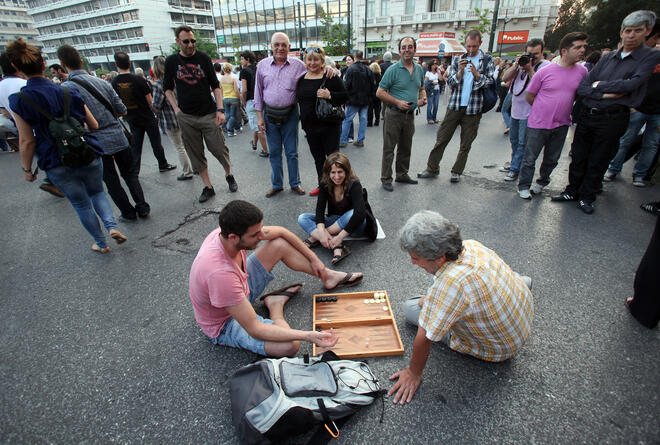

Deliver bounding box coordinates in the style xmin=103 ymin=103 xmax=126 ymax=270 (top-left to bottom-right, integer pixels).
xmin=19 ymin=86 xmax=96 ymax=168
xmin=480 ymin=54 xmax=498 ymax=113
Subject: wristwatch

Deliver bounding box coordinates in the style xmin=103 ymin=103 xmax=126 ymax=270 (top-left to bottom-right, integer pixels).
xmin=216 ymin=108 xmax=225 ymax=113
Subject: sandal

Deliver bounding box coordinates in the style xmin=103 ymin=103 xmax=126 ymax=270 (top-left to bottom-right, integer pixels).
xmin=259 ymin=283 xmax=303 ymax=301
xmin=331 ymin=244 xmax=351 ymax=265
xmin=324 ymin=272 xmax=363 ymax=291
xmin=304 ymin=238 xmax=320 ymax=249
xmin=640 ymin=202 xmax=660 ymax=216
xmin=110 ymin=229 xmax=127 ymax=244
xmin=91 ymin=243 xmax=110 ymax=253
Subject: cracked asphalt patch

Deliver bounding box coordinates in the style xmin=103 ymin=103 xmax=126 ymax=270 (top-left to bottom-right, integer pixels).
xmin=152 ymin=208 xmax=221 ymax=255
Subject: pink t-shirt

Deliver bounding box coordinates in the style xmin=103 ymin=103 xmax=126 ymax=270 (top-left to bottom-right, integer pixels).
xmin=189 ymin=228 xmax=249 ymax=338
xmin=527 ymin=63 xmax=588 ymax=129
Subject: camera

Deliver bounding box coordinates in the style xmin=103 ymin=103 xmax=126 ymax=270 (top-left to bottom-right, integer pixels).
xmin=518 ymin=53 xmax=533 ymax=66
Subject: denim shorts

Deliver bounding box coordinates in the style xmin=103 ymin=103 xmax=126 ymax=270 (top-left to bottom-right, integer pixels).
xmin=245 ymin=100 xmax=259 ymax=132
xmin=209 ymin=253 xmax=275 ymax=355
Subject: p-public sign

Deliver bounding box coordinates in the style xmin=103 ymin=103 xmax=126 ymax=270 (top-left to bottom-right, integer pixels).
xmin=497 ymin=30 xmax=530 ymax=44
xmin=419 ymin=32 xmax=456 ymax=39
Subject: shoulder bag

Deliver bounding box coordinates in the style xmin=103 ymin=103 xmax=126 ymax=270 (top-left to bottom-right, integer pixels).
xmin=315 ymin=74 xmax=345 ymax=124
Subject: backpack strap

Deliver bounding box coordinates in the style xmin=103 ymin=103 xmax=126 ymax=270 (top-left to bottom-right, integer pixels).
xmin=17 ymin=91 xmax=54 ymax=121
xmin=61 ymin=86 xmax=71 ymax=119
xmin=69 ymin=77 xmax=116 ymax=117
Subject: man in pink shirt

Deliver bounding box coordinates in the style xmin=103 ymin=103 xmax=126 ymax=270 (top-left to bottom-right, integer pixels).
xmin=189 ymin=200 xmax=363 ymax=357
xmin=516 ymin=32 xmax=588 ymax=199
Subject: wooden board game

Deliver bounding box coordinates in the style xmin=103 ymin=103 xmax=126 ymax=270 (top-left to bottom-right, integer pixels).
xmin=312 ymin=290 xmax=405 ymax=359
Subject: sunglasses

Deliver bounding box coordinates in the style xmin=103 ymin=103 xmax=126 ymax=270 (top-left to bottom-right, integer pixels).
xmin=305 ymin=47 xmax=322 ymax=54
xmin=181 ymin=39 xmax=196 ymax=44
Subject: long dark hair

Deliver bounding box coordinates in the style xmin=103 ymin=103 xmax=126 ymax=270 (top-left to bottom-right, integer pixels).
xmin=320 ymin=152 xmax=358 ymax=195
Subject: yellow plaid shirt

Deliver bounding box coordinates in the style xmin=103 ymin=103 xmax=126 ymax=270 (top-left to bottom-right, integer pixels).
xmin=419 ymin=240 xmax=534 ymax=362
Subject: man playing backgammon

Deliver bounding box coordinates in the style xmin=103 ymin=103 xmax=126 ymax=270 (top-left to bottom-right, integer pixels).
xmin=189 ymin=200 xmax=363 ymax=357
xmin=389 ymin=211 xmax=534 ymax=404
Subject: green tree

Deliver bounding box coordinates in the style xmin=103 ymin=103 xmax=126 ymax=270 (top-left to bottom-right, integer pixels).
xmin=583 ymin=0 xmax=659 ymax=50
xmin=460 ymin=8 xmax=492 ymax=42
xmin=319 ymin=10 xmax=353 ymax=56
xmin=170 ymin=35 xmax=219 ymax=59
xmin=544 ymin=0 xmax=586 ymax=51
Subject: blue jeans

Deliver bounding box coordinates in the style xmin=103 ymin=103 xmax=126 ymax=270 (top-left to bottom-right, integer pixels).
xmin=502 ymin=92 xmax=512 ymax=128
xmin=297 ymin=210 xmax=367 ymax=237
xmin=222 ymin=98 xmax=240 ymax=133
xmin=508 ymin=118 xmax=528 ymax=174
xmin=340 ymin=105 xmax=368 ymax=144
xmin=46 ymin=157 xmax=118 ymax=249
xmin=607 ymin=111 xmax=660 ymax=178
xmin=427 ymin=89 xmax=440 ymax=122
xmin=210 ymin=253 xmax=275 ymax=356
xmin=265 ymin=107 xmax=301 ymax=189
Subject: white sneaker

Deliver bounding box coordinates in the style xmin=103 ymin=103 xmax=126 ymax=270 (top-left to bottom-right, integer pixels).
xmin=504 ymin=172 xmax=518 ymax=182
xmin=530 ymin=183 xmax=545 ymax=195
xmin=632 ymin=177 xmax=646 ymax=187
xmin=450 ymin=173 xmax=460 ymax=183
xmin=518 ymin=189 xmax=532 ymax=199
xmin=521 ymin=275 xmax=532 ymax=290
xmin=603 ymin=171 xmax=616 ymax=182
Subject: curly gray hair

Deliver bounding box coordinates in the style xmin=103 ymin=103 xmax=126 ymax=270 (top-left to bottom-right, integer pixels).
xmin=399 ymin=211 xmax=463 ymax=261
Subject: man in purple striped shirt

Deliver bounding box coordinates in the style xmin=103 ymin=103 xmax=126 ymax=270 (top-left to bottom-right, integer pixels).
xmin=254 ymin=32 xmax=338 ymax=198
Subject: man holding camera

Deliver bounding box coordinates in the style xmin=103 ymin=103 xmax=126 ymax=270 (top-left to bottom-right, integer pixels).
xmin=417 ymin=30 xmax=495 ymax=183
xmin=499 ymin=39 xmax=549 ymax=182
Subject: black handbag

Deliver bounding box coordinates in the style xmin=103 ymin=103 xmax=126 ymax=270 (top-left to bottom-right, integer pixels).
xmin=315 ymin=75 xmax=345 ymax=123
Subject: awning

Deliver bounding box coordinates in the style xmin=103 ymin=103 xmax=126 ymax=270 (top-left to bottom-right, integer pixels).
xmin=416 ymin=38 xmax=466 ymax=57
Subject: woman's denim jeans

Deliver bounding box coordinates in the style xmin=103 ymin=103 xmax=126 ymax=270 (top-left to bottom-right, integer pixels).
xmin=47 ymin=157 xmax=117 ymax=248
xmin=298 ymin=209 xmax=366 ymax=237
xmin=223 ymin=98 xmax=240 ymax=133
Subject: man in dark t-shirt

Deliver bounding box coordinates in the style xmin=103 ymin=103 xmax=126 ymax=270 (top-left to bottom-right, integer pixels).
xmin=164 ymin=25 xmax=238 ymax=203
xmin=112 ymin=51 xmax=175 ymax=174
xmin=239 ymin=50 xmax=267 ymax=157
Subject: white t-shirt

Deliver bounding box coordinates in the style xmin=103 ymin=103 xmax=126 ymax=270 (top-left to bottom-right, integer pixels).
xmin=0 ymin=76 xmax=27 ymax=120
xmin=425 ymin=71 xmax=440 ymax=90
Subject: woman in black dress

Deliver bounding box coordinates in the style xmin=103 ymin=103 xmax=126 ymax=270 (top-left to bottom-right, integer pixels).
xmin=296 ymin=44 xmax=348 ymax=196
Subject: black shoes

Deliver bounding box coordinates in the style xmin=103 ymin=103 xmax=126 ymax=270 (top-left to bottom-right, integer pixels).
xmin=640 ymin=201 xmax=660 ymax=216
xmin=417 ymin=170 xmax=439 ymax=179
xmin=259 ymin=150 xmax=269 ymax=158
xmin=159 ymin=163 xmax=177 ymax=172
xmin=353 ymin=141 xmax=364 ymax=147
xmin=226 ymin=175 xmax=238 ymax=192
xmin=382 ymin=183 xmax=393 ymax=192
xmin=551 ymin=193 xmax=577 ymax=202
xmin=395 ymin=176 xmax=418 ymax=184
xmin=577 ymin=200 xmax=594 ymax=214
xmin=199 ymin=186 xmax=215 ymax=203
xmin=177 ymin=174 xmax=193 ymax=181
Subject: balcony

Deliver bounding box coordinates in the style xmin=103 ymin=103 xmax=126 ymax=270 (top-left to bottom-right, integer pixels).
xmin=32 ymin=3 xmax=138 ymax=28
xmin=38 ymin=19 xmax=140 ymax=40
xmin=28 ymin=0 xmax=95 ymax=15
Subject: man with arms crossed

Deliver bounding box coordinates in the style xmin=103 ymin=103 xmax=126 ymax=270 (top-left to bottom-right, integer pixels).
xmin=517 ymin=32 xmax=588 ymax=199
xmin=376 ymin=37 xmax=426 ymax=192
xmin=164 ymin=25 xmax=238 ymax=203
xmin=389 ymin=211 xmax=533 ymax=404
xmin=189 ymin=200 xmax=364 ymax=357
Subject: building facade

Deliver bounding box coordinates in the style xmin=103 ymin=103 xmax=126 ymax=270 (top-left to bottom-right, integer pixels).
xmin=26 ymin=0 xmax=216 ymax=71
xmin=0 ymin=0 xmax=41 ymax=52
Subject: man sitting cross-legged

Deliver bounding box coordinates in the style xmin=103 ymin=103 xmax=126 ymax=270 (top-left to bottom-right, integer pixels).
xmin=189 ymin=200 xmax=363 ymax=357
xmin=388 ymin=211 xmax=533 ymax=404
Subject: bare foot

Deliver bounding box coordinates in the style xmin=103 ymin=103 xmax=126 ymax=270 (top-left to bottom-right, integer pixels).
xmin=91 ymin=243 xmax=110 ymax=253
xmin=263 ymin=284 xmax=302 ymax=308
xmin=323 ymin=270 xmax=363 ymax=289
xmin=110 ymin=229 xmax=127 ymax=244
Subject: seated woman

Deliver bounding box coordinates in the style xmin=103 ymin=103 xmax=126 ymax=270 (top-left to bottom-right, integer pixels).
xmin=298 ymin=152 xmax=367 ymax=264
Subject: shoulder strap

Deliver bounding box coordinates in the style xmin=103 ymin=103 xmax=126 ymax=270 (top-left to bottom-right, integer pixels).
xmin=69 ymin=77 xmax=116 ymax=117
xmin=61 ymin=86 xmax=71 ymax=119
xmin=17 ymin=90 xmax=54 ymax=120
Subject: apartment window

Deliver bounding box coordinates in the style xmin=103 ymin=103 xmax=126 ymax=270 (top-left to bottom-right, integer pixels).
xmin=380 ymin=0 xmax=389 ymax=16
xmin=405 ymin=0 xmax=414 ymax=14
xmin=366 ymin=0 xmax=375 ymax=18
xmin=430 ymin=0 xmax=453 ymax=12
xmin=470 ymin=0 xmax=481 ymax=8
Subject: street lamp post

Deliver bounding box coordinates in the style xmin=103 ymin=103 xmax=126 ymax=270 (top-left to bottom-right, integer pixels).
xmin=347 ymin=0 xmax=351 ymax=53
xmin=297 ymin=2 xmax=304 ymax=56
xmin=498 ymin=14 xmax=512 ymax=57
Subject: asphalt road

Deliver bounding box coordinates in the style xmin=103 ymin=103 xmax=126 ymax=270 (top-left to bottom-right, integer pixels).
xmin=1 ymin=99 xmax=659 ymax=445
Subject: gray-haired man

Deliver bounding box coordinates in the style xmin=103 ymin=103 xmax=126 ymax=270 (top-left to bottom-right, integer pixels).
xmin=389 ymin=211 xmax=533 ymax=405
xmin=552 ymin=10 xmax=660 ymax=214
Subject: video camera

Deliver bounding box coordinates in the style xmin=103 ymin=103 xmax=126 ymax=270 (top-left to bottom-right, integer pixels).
xmin=518 ymin=53 xmax=534 ymax=66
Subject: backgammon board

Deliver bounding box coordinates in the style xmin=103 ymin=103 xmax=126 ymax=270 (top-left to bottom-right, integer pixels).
xmin=312 ymin=290 xmax=405 ymax=358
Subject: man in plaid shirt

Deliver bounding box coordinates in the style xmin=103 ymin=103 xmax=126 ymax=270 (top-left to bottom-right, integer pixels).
xmin=389 ymin=211 xmax=533 ymax=405
xmin=418 ymin=30 xmax=495 ymax=183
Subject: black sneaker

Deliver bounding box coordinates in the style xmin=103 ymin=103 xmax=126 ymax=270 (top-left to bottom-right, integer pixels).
xmin=159 ymin=163 xmax=177 ymax=172
xmin=250 ymin=141 xmax=257 ymax=150
xmin=199 ymin=186 xmax=215 ymax=203
xmin=226 ymin=175 xmax=238 ymax=192
xmin=551 ymin=192 xmax=577 ymax=202
xmin=640 ymin=201 xmax=660 ymax=216
xmin=577 ymin=200 xmax=594 ymax=214
xmin=382 ymin=183 xmax=393 ymax=192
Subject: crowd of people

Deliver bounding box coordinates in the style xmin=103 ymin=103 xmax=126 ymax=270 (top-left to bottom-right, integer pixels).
xmin=1 ymin=9 xmax=658 ymax=407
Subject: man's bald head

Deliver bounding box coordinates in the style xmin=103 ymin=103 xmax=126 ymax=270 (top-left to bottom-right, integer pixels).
xmin=271 ymin=32 xmax=290 ymax=45
xmin=271 ymin=32 xmax=291 ymax=63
